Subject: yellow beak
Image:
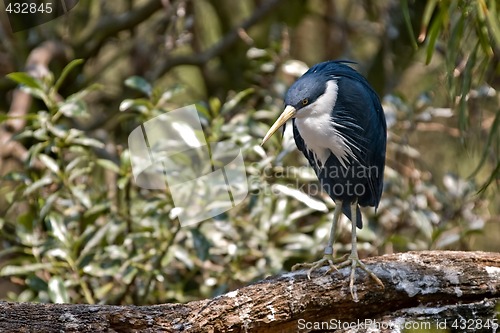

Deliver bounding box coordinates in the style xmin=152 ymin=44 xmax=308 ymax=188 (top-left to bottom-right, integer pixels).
xmin=261 ymin=105 xmax=297 ymax=146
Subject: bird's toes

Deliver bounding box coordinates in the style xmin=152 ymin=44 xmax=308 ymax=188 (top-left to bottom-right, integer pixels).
xmin=348 ymin=270 xmax=359 ymax=302
xmin=357 ymin=260 xmax=385 ymax=289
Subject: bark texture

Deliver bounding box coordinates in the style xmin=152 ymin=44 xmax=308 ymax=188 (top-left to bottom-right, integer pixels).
xmin=0 ymin=251 xmax=499 ymax=332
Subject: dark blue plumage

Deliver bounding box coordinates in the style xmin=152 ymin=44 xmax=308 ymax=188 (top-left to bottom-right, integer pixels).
xmin=289 ymin=61 xmax=386 ymax=228
xmin=261 ymin=60 xmax=387 ymax=300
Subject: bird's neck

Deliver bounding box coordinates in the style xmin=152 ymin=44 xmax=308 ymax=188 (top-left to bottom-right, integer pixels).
xmin=295 ymin=80 xmax=356 ymax=168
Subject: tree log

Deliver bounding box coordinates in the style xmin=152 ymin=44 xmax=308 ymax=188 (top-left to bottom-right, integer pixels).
xmin=0 ymin=251 xmax=499 ymax=332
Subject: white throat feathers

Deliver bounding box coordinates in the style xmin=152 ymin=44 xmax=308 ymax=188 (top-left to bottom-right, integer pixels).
xmin=294 ymin=80 xmax=360 ymax=169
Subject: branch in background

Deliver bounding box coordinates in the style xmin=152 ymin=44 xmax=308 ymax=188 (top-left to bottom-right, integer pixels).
xmin=0 ymin=251 xmax=498 ymax=332
xmin=5 ymin=40 xmax=67 ymax=132
xmin=0 ymin=41 xmax=67 ymax=168
xmin=152 ymin=0 xmax=284 ymax=79
xmin=74 ymin=0 xmax=168 ymax=58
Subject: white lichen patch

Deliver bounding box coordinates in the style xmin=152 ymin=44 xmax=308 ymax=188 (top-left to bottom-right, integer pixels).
xmin=403 ymin=304 xmax=450 ymax=316
xmin=235 ymin=294 xmax=253 ymax=332
xmin=485 ymin=266 xmax=500 ymax=293
xmin=225 ymin=290 xmax=238 ymax=298
xmin=281 ymin=270 xmax=304 ymax=279
xmin=394 ymin=270 xmax=439 ymax=297
xmin=312 ymin=273 xmax=334 ymax=288
xmin=59 ymin=312 xmax=80 ymax=331
xmin=443 ymin=268 xmax=462 ymax=297
xmin=398 ymin=252 xmax=422 ymax=264
xmin=59 ymin=311 xmax=78 ymax=322
xmin=286 ymin=276 xmax=294 ymax=291
xmin=485 ymin=266 xmax=500 ymax=278
xmin=420 ymin=275 xmax=439 ymax=294
xmin=266 ymin=305 xmax=276 ymax=321
xmin=444 ymin=269 xmax=460 ymax=284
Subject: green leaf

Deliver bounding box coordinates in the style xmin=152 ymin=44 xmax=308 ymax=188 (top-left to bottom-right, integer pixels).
xmin=96 ymin=159 xmax=120 ymax=173
xmin=33 ymin=128 xmax=49 ymax=141
xmin=68 ymin=166 xmax=91 ymax=182
xmin=401 ymin=0 xmax=418 ymax=49
xmin=83 ymin=203 xmax=110 ymax=218
xmin=6 ymin=72 xmax=43 ymax=89
xmin=13 ymin=129 xmax=34 ymax=140
xmin=40 ymin=192 xmax=60 ymax=219
xmin=0 ymin=263 xmax=54 ymax=276
xmin=65 ymin=156 xmax=85 ymax=172
xmin=72 ymin=137 xmax=105 ymax=149
xmin=458 ymin=42 xmax=479 ymax=131
xmin=471 ymin=109 xmax=500 ymax=176
xmin=65 ymin=128 xmax=84 ymax=142
xmin=16 ymin=211 xmax=35 ymax=235
xmin=220 ymin=88 xmax=254 ymax=115
xmin=94 ymin=282 xmax=115 ymax=301
xmin=117 ymin=176 xmax=130 ymax=190
xmin=46 ymin=122 xmax=68 ymax=138
xmin=68 ymin=83 xmax=103 ymax=100
xmin=48 ymin=213 xmax=69 ymax=245
xmin=419 ymin=0 xmax=438 ymax=42
xmin=46 ymin=248 xmax=72 ymax=263
xmin=0 ymin=246 xmax=26 ymax=262
xmin=446 ymin=13 xmax=465 ymax=97
xmin=478 ymin=160 xmax=500 ymax=193
xmin=425 ymin=5 xmax=446 ymax=64
xmin=125 ymin=76 xmax=152 ymax=96
xmin=25 ymin=275 xmax=48 ymax=292
xmin=476 ymin=1 xmax=494 ymax=57
xmin=482 ymin=0 xmax=500 ymax=47
xmin=156 ymin=85 xmax=184 ymax=106
xmin=71 ymin=186 xmax=92 ymax=208
xmin=0 ymin=114 xmax=38 ymax=122
xmin=24 ymin=176 xmax=54 ymax=195
xmin=59 ymin=99 xmax=88 ymax=118
xmin=195 ymin=102 xmax=211 ymax=120
xmin=209 ymin=97 xmax=221 ymax=117
xmin=79 ymin=223 xmax=111 ymax=260
xmin=53 ymin=59 xmax=84 ymax=93
xmin=273 ymin=184 xmax=328 ymax=212
xmin=39 ymin=154 xmax=60 ymax=174
xmin=22 ymin=86 xmax=48 ymax=102
xmin=119 ymin=98 xmax=152 ymax=113
xmin=48 ymin=276 xmax=69 ymax=303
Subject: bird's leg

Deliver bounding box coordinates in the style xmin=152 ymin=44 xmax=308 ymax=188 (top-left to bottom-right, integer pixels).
xmin=336 ymin=202 xmax=384 ymax=302
xmin=292 ymin=200 xmax=347 ymax=278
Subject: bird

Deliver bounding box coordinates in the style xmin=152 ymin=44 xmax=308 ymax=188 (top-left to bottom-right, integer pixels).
xmin=261 ymin=60 xmax=387 ymax=301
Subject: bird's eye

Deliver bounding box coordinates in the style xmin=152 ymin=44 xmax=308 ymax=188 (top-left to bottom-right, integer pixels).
xmin=301 ymin=98 xmax=309 ymax=106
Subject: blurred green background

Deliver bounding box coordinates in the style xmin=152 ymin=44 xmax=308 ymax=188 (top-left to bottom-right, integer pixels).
xmin=0 ymin=0 xmax=498 ymax=305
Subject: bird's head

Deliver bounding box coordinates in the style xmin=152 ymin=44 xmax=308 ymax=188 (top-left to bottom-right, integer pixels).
xmin=261 ymin=70 xmax=333 ymax=145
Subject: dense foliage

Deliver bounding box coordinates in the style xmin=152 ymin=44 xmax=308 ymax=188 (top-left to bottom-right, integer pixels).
xmin=0 ymin=0 xmax=498 ymax=305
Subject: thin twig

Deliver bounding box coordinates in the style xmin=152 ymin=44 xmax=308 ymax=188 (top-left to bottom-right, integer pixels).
xmin=152 ymin=0 xmax=284 ymax=79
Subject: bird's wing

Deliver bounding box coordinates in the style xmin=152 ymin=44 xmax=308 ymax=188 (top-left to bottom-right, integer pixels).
xmin=330 ymin=69 xmax=386 ymax=209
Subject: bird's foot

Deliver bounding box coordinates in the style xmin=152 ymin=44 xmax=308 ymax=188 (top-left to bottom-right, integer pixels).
xmin=291 ymin=253 xmax=349 ymax=279
xmin=336 ymin=255 xmax=385 ymax=302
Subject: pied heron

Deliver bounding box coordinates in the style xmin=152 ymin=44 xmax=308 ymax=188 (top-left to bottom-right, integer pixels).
xmin=261 ymin=60 xmax=387 ymax=301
